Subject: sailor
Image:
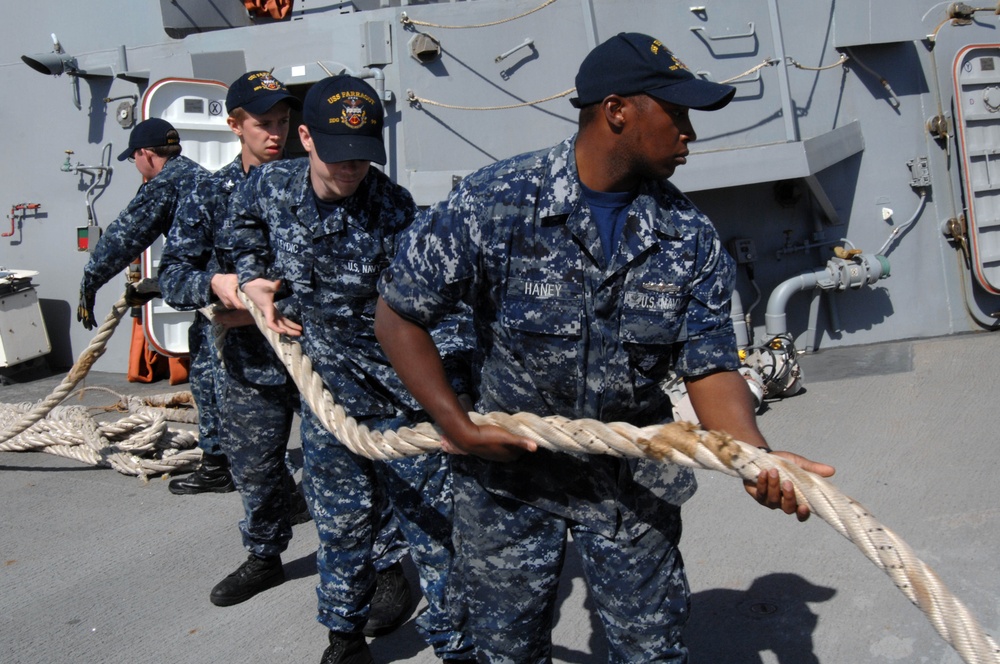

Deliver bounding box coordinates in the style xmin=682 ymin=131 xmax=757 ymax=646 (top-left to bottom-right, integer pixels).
xmin=374 ymin=32 xmax=837 ymax=662
xmin=77 ymin=118 xmax=209 ymax=331
xmin=158 ymin=71 xmax=414 ymax=634
xmin=76 ymin=118 xmax=216 ymax=486
xmin=158 ymin=71 xmax=300 ymax=499
xmin=222 ymin=74 xmax=475 ymax=663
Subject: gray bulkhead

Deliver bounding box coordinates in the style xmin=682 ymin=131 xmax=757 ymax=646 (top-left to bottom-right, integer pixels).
xmin=2 ymin=0 xmax=998 ymax=373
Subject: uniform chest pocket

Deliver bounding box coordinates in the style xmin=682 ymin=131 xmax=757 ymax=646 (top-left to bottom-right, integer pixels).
xmin=501 ymin=279 xmax=583 ymax=386
xmin=272 ymin=242 xmax=313 ymax=289
xmin=502 ymin=278 xmax=583 ymax=337
xmin=620 ymin=295 xmax=687 ymax=379
xmin=312 ymin=253 xmax=385 ymax=318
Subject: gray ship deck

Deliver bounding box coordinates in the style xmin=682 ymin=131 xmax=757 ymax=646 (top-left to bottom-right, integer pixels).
xmin=1 ymin=333 xmax=997 ymax=663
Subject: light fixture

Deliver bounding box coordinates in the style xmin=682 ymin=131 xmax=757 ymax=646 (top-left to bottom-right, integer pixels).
xmin=21 ymin=34 xmax=113 ymax=109
xmin=21 ymin=51 xmax=79 ymax=76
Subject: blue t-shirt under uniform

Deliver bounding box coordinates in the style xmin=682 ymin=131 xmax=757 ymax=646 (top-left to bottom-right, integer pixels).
xmin=580 ymin=181 xmax=636 ymax=264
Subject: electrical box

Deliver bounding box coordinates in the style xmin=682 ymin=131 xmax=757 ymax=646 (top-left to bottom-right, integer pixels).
xmin=0 ymin=271 xmax=51 ymax=368
xmin=77 ymin=225 xmax=101 ymax=252
xmin=731 ymin=238 xmax=757 ymax=264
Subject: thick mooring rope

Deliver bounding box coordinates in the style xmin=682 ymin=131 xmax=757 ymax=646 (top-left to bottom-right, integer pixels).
xmin=237 ymin=291 xmax=999 ymax=664
xmin=0 ymin=292 xmax=202 ymax=478
xmin=1 ymin=290 xmax=996 ymax=660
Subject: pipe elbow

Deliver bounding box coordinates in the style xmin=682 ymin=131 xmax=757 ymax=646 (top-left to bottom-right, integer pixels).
xmin=764 ymin=269 xmax=824 ymax=337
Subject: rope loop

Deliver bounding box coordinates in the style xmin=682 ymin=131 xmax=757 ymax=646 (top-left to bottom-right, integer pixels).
xmin=787 ymin=52 xmax=849 ymax=71
xmin=400 ymin=0 xmax=558 ymax=29
xmin=406 ymin=87 xmax=576 ymax=111
xmin=0 ymin=290 xmax=202 ymax=478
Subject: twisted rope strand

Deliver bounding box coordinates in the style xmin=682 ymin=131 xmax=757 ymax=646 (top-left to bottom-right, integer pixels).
xmin=787 ymin=53 xmax=849 ymax=72
xmin=238 ymin=291 xmax=999 ymax=664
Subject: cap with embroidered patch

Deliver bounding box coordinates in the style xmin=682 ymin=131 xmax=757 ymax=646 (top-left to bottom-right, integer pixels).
xmin=302 ymin=75 xmax=385 ymax=165
xmin=117 ymin=118 xmax=179 ymax=162
xmin=226 ymin=70 xmax=301 ymax=115
xmin=570 ymin=32 xmax=735 ymax=111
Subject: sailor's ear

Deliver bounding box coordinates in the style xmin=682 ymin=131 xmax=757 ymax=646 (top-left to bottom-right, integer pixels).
xmin=601 ymin=94 xmax=627 ymax=129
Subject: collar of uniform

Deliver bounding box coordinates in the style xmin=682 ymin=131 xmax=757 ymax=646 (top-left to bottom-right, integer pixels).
xmin=207 ymin=155 xmax=246 ymax=194
xmin=157 ymin=153 xmax=181 ymax=175
xmin=537 ymin=137 xmax=684 ymax=243
xmin=286 ymin=158 xmax=316 ymax=216
xmin=137 ymin=153 xmax=182 ymax=192
xmin=231 ymin=152 xmax=250 ymax=177
xmin=537 ymin=137 xmax=581 ymax=221
xmin=305 ymin=169 xmax=376 ymax=238
xmin=635 ymin=180 xmax=683 ymax=240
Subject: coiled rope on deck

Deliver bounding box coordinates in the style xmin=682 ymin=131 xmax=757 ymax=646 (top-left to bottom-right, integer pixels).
xmin=237 ymin=291 xmax=999 ymax=664
xmin=0 ymin=291 xmax=202 ymax=478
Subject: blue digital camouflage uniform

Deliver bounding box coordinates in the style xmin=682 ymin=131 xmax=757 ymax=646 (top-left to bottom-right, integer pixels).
xmin=81 ymin=155 xmax=208 ymax=295
xmin=80 ymin=154 xmax=214 ymax=448
xmin=223 ymin=158 xmax=473 ymax=659
xmin=160 ymin=154 xmax=406 ymax=567
xmin=379 ymin=136 xmax=741 ymax=664
xmin=158 ymin=156 xmax=241 ymax=461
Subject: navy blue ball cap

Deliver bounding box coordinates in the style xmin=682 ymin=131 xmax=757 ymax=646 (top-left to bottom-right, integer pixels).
xmin=226 ymin=70 xmax=301 ymax=115
xmin=571 ymin=32 xmax=735 ymax=111
xmin=302 ymin=75 xmax=386 ymax=165
xmin=117 ymin=118 xmax=179 ymax=161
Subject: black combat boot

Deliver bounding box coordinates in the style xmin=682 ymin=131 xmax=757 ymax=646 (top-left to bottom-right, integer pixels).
xmin=362 ymin=561 xmax=414 ymax=637
xmin=209 ymin=554 xmax=285 ymax=607
xmin=320 ymin=631 xmax=373 ymax=664
xmin=168 ymin=453 xmax=235 ymax=495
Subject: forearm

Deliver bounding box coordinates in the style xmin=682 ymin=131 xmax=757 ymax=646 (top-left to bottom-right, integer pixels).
xmin=375 ymin=297 xmax=475 ymax=441
xmin=159 ymin=262 xmax=215 ymax=310
xmin=240 ymin=277 xmax=301 ymax=336
xmin=84 ymin=199 xmax=172 ymax=292
xmin=81 ymin=236 xmax=138 ymax=294
xmin=685 ymin=370 xmax=768 ymax=448
xmin=688 ymin=369 xmax=835 ymax=521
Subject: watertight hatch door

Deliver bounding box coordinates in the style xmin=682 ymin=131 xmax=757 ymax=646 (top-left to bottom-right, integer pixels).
xmin=953 ymin=45 xmax=1000 ymax=295
xmin=139 ymin=78 xmax=240 ymax=356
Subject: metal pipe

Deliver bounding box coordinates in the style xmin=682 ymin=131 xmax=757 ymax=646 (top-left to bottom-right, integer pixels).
xmin=117 ymin=44 xmax=128 ymax=75
xmin=805 ymin=289 xmax=823 ymax=351
xmin=878 ymin=190 xmax=928 ymax=256
xmin=764 ymin=269 xmax=822 ymax=336
xmin=355 ymin=68 xmax=397 ymax=183
xmin=495 ymin=38 xmax=534 ymax=63
xmin=580 ymin=0 xmax=598 ymax=49
xmin=730 ymin=288 xmax=750 ymax=348
xmin=765 ymin=254 xmax=890 ymax=338
xmin=3 ymin=203 xmax=41 ymax=238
